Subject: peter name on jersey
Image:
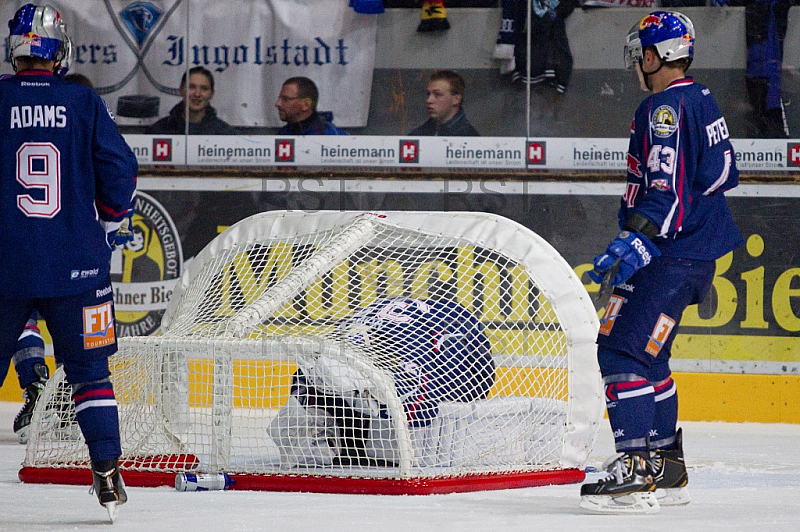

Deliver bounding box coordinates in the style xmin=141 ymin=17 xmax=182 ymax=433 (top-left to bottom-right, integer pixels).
xmin=10 ymin=105 xmax=67 ymax=129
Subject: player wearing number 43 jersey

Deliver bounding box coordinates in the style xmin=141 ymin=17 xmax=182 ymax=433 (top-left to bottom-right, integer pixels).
xmin=0 ymin=3 xmax=137 ymax=523
xmin=581 ymin=11 xmax=743 ymax=514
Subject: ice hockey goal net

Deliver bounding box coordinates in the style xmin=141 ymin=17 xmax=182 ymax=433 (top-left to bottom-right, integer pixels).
xmin=21 ymin=211 xmax=602 ymax=494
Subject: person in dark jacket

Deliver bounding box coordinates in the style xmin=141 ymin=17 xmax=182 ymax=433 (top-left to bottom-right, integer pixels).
xmin=409 ymin=70 xmax=479 ymax=136
xmin=147 ymin=66 xmax=236 ymax=135
xmin=511 ymin=0 xmax=578 ymax=93
xmin=275 ymin=76 xmax=347 ymax=135
xmin=742 ymin=0 xmax=792 ymax=137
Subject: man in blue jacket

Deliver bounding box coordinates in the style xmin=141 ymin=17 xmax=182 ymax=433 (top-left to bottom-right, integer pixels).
xmin=275 ymin=76 xmax=347 ymax=135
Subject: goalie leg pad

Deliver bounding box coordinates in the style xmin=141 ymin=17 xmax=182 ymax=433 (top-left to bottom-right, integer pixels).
xmin=268 ymin=396 xmax=341 ymax=467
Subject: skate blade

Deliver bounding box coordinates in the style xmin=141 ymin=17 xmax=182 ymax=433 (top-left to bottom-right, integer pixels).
xmin=104 ymin=501 xmax=118 ymax=523
xmin=656 ymin=486 xmax=691 ymax=506
xmin=16 ymin=426 xmax=29 ymax=445
xmin=580 ymin=491 xmax=660 ymax=514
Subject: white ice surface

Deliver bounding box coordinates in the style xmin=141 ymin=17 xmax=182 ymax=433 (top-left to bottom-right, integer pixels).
xmin=0 ymin=401 xmax=798 ymax=531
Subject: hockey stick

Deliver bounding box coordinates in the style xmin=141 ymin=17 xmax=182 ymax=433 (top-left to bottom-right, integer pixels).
xmin=593 ymin=258 xmax=622 ymax=310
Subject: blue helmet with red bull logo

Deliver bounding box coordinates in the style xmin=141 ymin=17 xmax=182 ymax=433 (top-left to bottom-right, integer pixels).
xmin=624 ymin=11 xmax=694 ymax=70
xmin=7 ymin=3 xmax=72 ymax=75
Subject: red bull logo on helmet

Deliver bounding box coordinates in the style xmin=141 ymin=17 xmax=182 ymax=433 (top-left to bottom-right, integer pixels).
xmin=21 ymin=32 xmax=42 ymax=46
xmin=639 ymin=14 xmax=663 ymax=30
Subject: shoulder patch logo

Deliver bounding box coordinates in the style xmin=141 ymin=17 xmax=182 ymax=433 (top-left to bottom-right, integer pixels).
xmin=651 ymin=105 xmax=678 ymax=138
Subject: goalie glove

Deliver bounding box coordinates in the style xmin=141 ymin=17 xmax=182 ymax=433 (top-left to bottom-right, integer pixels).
xmin=588 ymin=230 xmax=660 ymax=288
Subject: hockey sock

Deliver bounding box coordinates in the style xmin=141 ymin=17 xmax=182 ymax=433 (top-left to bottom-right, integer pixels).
xmin=73 ymin=380 xmax=122 ymax=463
xmin=12 ymin=318 xmax=46 ymax=388
xmin=417 ymin=0 xmax=450 ymax=32
xmin=604 ymin=375 xmax=655 ymax=452
xmin=651 ymin=376 xmax=678 ymax=450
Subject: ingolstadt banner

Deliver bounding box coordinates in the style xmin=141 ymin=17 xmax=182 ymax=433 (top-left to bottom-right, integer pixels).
xmin=0 ymin=0 xmax=377 ymax=128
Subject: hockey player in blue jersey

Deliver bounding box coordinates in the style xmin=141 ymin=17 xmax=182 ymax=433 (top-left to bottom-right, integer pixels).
xmin=579 ymin=11 xmax=744 ymax=514
xmin=0 ymin=4 xmax=137 ymax=521
xmin=270 ymin=297 xmax=496 ymax=466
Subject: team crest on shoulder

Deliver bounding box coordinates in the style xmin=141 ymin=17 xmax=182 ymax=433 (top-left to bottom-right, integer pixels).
xmin=651 ymin=105 xmax=677 ymax=138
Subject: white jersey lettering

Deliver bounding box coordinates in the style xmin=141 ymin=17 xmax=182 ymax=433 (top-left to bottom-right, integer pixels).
xmin=10 ymin=105 xmax=67 ymax=129
xmin=705 ymin=117 xmax=729 ymax=147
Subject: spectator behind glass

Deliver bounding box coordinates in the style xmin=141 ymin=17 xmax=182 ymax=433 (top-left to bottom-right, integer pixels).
xmin=147 ymin=66 xmax=237 ymax=135
xmin=276 ymin=76 xmax=347 ymax=135
xmin=740 ymin=0 xmax=791 ymax=137
xmin=511 ymin=0 xmax=577 ymax=94
xmin=409 ymin=70 xmax=480 ymax=136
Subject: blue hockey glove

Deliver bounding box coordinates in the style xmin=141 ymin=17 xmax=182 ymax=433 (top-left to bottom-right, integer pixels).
xmin=107 ymin=208 xmax=134 ymax=250
xmin=588 ymin=231 xmax=660 ymax=287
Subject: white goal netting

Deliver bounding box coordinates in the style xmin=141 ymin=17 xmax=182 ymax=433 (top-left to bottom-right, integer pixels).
xmin=23 ymin=211 xmax=602 ymax=493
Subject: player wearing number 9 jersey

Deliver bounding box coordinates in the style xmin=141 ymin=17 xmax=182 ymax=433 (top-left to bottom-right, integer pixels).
xmin=581 ymin=12 xmax=744 ymax=514
xmin=0 ymin=4 xmax=136 ymax=522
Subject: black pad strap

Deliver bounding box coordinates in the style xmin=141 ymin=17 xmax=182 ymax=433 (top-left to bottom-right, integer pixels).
xmin=623 ymin=212 xmax=659 ymax=240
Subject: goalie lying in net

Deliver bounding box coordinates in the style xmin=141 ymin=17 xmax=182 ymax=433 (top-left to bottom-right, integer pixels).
xmin=268 ymin=297 xmax=496 ymax=467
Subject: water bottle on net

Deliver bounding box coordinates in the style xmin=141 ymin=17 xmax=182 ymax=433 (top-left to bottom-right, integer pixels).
xmin=175 ymin=472 xmax=235 ymax=491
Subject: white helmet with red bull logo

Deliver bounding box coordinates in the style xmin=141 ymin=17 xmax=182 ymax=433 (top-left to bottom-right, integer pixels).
xmin=624 ymin=11 xmax=695 ymax=70
xmin=7 ymin=3 xmax=72 ymax=75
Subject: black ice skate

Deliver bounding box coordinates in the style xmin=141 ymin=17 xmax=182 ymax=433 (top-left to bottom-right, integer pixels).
xmin=91 ymin=459 xmax=128 ymax=522
xmin=579 ymin=450 xmax=659 ymax=514
xmin=13 ymin=362 xmax=49 ymax=444
xmin=652 ymin=428 xmax=691 ymax=506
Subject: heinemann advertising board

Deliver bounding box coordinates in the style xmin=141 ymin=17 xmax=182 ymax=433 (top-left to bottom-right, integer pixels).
xmin=124 ymin=135 xmax=800 ymax=171
xmin=8 ymin=179 xmax=799 ymax=422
